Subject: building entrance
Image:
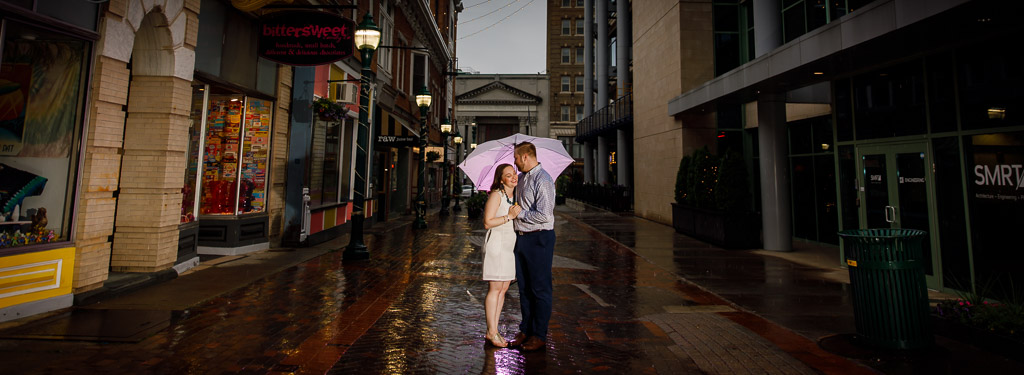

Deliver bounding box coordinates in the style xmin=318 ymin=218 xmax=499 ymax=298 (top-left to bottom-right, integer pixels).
xmin=856 ymin=142 xmax=939 ymax=288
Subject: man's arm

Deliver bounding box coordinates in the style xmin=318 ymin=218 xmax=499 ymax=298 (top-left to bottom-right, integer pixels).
xmin=518 ymin=174 xmax=555 ymax=225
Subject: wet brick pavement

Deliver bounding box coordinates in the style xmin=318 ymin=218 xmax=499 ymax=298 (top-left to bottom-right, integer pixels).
xmin=0 ymin=210 xmax=869 ymax=374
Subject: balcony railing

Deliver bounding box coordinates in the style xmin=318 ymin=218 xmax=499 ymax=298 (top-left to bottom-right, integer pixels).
xmin=575 ymin=92 xmax=632 ymax=141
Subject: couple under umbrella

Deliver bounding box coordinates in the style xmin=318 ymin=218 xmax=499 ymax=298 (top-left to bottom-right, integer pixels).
xmin=458 ymin=134 xmax=573 ymax=351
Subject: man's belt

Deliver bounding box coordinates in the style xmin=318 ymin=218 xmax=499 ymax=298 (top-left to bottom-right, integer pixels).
xmin=516 ymin=229 xmax=551 ymax=236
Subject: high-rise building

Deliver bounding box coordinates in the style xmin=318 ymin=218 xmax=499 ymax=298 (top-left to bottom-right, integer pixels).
xmin=546 ymin=0 xmax=587 ymax=161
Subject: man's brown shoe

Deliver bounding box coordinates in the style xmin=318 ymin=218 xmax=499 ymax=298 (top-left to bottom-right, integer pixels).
xmin=520 ymin=336 xmax=545 ymax=351
xmin=507 ymin=332 xmax=528 ymax=347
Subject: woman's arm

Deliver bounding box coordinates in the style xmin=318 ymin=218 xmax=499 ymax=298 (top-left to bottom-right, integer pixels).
xmin=482 ymin=191 xmax=512 ymax=229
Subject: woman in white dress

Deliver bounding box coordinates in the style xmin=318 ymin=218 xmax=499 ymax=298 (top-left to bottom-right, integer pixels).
xmin=482 ymin=163 xmax=522 ymax=347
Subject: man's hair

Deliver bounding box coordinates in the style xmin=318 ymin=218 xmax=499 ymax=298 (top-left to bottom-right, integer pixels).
xmin=514 ymin=142 xmax=537 ymax=158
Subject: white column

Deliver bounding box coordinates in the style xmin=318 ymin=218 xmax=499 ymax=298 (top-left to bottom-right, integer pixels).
xmin=597 ymin=135 xmax=609 ymax=184
xmin=754 ymin=0 xmax=782 ymax=58
xmin=584 ymin=0 xmax=594 ymax=116
xmin=583 ymin=141 xmax=594 ymax=183
xmin=616 ymin=0 xmax=631 ymax=97
xmin=757 ymin=94 xmax=791 ymax=251
xmin=616 ymin=128 xmax=630 ymax=187
xmin=596 ymin=0 xmax=609 ymax=108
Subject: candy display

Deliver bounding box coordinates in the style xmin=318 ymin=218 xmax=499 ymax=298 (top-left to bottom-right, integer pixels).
xmin=198 ymin=96 xmax=272 ymax=215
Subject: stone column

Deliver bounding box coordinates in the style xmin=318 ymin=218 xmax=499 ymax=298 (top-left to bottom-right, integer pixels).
xmin=112 ymin=76 xmax=193 ymax=272
xmin=597 ymin=135 xmax=609 ymax=184
xmin=596 ymin=0 xmax=609 ymax=108
xmin=583 ymin=140 xmax=594 ymax=183
xmin=584 ymin=0 xmax=594 ymax=116
xmin=754 ymin=0 xmax=782 ymax=57
xmin=616 ymin=0 xmax=631 ymax=97
xmin=617 ymin=129 xmax=630 ymax=187
xmin=757 ymin=94 xmax=791 ymax=251
xmin=519 ymin=116 xmax=530 ymax=135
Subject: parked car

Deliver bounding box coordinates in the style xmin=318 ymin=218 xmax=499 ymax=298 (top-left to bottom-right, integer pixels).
xmin=460 ymin=184 xmax=474 ymax=197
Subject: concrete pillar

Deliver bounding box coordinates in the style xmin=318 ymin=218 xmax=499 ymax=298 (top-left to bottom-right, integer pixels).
xmin=757 ymin=95 xmax=791 ymax=251
xmin=754 ymin=0 xmax=782 ymax=58
xmin=616 ymin=0 xmax=631 ymax=97
xmin=284 ymin=67 xmax=314 ymax=245
xmin=112 ymin=76 xmax=192 ymax=272
xmin=596 ymin=0 xmax=609 ymax=108
xmin=519 ymin=116 xmax=530 ymax=135
xmin=584 ymin=0 xmax=594 ymax=116
xmin=597 ymin=135 xmax=609 ymax=184
xmin=583 ymin=141 xmax=594 ymax=183
xmin=616 ymin=129 xmax=630 ymax=187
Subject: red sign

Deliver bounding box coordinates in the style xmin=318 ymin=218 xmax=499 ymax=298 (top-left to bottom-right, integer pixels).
xmin=258 ymin=11 xmax=355 ymax=66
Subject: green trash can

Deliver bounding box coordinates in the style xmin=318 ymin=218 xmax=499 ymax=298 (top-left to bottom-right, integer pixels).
xmin=838 ymin=228 xmax=933 ymax=350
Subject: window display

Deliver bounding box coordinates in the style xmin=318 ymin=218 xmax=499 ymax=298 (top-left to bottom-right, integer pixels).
xmin=181 ymin=85 xmax=207 ymax=223
xmin=0 ymin=22 xmax=87 ymax=249
xmin=198 ymin=95 xmax=272 ymax=215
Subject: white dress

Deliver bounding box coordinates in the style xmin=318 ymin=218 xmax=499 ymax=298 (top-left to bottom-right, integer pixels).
xmin=482 ymin=194 xmax=516 ymax=281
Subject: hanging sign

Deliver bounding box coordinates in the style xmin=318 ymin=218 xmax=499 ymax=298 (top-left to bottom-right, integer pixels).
xmin=258 ymin=11 xmax=355 ymax=66
xmin=376 ymin=135 xmax=417 ymax=147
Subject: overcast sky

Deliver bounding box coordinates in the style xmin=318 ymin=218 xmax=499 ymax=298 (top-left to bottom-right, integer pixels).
xmin=455 ymin=0 xmax=547 ymax=74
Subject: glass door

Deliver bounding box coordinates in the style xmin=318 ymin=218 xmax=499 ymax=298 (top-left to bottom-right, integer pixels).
xmin=856 ymin=142 xmax=939 ymax=287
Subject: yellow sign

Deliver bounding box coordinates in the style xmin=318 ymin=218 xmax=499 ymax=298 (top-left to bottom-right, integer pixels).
xmin=846 ymin=259 xmax=858 ymax=267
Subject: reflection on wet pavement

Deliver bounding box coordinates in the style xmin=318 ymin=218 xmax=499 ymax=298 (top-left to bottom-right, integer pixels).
xmin=0 ymin=210 xmax=866 ymax=374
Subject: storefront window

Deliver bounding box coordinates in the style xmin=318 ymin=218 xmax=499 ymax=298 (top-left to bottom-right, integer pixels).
xmin=963 ymin=131 xmax=1024 ymax=298
xmin=0 ymin=22 xmax=87 ymax=249
xmin=311 ymin=116 xmax=344 ymax=207
xmin=182 ymin=85 xmax=207 ymax=223
xmin=198 ymin=93 xmax=272 ymax=215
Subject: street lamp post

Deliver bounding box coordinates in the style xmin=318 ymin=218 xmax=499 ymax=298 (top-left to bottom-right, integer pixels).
xmin=414 ymin=86 xmax=432 ymax=229
xmin=438 ymin=119 xmax=452 ymax=216
xmin=344 ymin=12 xmax=381 ymax=260
xmin=452 ymin=131 xmax=463 ymax=212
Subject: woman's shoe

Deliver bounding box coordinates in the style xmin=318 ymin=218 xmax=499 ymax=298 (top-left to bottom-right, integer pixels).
xmin=485 ymin=332 xmax=508 ymax=348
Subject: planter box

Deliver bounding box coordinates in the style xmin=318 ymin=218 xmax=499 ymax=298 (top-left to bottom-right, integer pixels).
xmin=672 ymin=203 xmax=761 ymax=249
xmin=932 ymin=315 xmax=1024 ymax=361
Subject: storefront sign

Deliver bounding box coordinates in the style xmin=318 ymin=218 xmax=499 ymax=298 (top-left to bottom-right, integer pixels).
xmin=376 ymin=135 xmax=417 ymax=147
xmin=258 ymin=11 xmax=355 ymax=66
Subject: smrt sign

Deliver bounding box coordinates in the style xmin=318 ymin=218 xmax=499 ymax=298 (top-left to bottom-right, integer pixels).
xmin=258 ymin=11 xmax=355 ymax=66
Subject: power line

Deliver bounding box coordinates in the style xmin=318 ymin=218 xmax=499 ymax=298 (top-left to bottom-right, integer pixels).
xmin=458 ymin=0 xmax=536 ymax=40
xmin=461 ymin=0 xmax=521 ymax=24
xmin=464 ymin=0 xmax=497 ymax=9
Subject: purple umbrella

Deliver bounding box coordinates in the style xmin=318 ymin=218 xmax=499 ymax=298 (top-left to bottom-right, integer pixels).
xmin=458 ymin=133 xmax=574 ymax=191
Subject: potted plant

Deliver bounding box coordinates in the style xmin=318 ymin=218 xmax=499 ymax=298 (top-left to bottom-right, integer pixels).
xmin=312 ymin=97 xmax=346 ymax=122
xmin=426 ymin=151 xmax=441 ymax=163
xmin=465 ymin=191 xmax=487 ymax=219
xmin=671 ymin=147 xmax=760 ymax=249
xmin=932 ymin=277 xmax=1024 ymax=361
xmin=555 ymin=175 xmax=569 ymax=205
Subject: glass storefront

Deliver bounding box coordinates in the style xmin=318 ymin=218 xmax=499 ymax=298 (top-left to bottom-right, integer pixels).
xmin=0 ymin=20 xmax=87 ymax=250
xmin=181 ymin=84 xmax=273 ymax=219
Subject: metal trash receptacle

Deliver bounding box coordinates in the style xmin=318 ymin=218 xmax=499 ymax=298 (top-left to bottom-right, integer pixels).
xmin=838 ymin=228 xmax=933 ymax=350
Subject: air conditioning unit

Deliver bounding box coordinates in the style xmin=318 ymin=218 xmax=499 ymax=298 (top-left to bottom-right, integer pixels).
xmin=334 ymin=82 xmax=358 ymax=105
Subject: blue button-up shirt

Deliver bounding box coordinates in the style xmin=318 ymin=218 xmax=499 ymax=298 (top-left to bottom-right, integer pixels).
xmin=513 ymin=163 xmax=555 ymax=232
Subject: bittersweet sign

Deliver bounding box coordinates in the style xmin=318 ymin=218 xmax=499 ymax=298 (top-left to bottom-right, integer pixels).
xmin=257 ymin=11 xmax=355 ymax=66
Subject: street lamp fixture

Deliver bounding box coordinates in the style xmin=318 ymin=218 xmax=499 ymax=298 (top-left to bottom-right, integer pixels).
xmin=344 ymin=12 xmax=382 ymax=260
xmin=416 ymin=86 xmax=432 ymax=108
xmin=439 ymin=118 xmax=453 ymax=217
xmin=452 ymin=131 xmax=463 ymax=212
xmin=470 ymin=143 xmax=477 ymax=149
xmin=414 ymin=86 xmax=431 ymax=229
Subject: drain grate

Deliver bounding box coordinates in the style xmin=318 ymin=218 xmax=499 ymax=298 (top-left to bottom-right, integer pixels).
xmin=0 ymin=309 xmax=181 ymax=342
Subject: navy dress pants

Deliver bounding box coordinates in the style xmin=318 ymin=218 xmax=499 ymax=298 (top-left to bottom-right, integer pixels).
xmin=514 ymin=230 xmax=555 ymax=340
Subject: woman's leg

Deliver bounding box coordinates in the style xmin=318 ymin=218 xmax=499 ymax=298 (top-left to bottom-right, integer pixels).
xmin=485 ymin=281 xmax=504 ymax=342
xmin=495 ymin=280 xmax=511 ymax=326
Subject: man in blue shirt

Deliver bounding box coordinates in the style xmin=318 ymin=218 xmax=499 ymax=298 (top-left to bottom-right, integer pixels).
xmin=508 ymin=142 xmax=556 ymax=351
